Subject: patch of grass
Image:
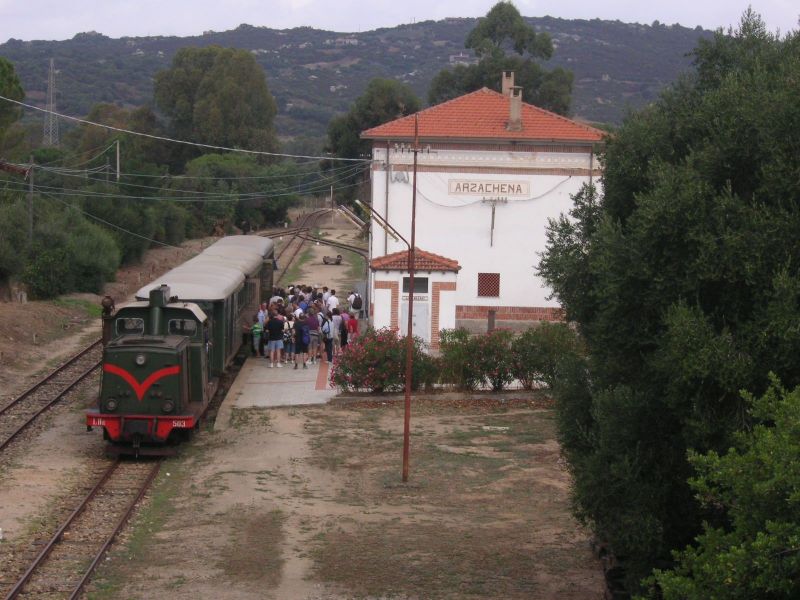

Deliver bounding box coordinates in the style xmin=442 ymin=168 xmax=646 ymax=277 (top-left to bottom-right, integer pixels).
xmin=312 ymin=521 xmax=543 ymax=599
xmin=343 ymin=250 xmax=366 ymax=283
xmin=228 ymin=407 xmax=272 ymax=430
xmin=279 ymin=245 xmax=315 ymax=286
xmin=217 ymin=507 xmax=286 ymax=587
xmin=52 ymin=297 xmax=102 ymax=318
xmin=87 ymin=457 xmax=186 ymax=599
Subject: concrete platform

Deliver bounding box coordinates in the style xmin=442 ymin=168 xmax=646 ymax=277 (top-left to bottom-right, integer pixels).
xmin=216 ymin=356 xmax=335 ymax=427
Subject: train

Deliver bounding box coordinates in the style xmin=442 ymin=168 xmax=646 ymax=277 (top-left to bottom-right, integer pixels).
xmin=86 ymin=235 xmax=274 ymax=452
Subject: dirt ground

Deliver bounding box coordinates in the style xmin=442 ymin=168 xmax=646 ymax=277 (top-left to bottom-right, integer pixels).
xmin=86 ymin=399 xmax=602 ymax=599
xmin=0 ymin=215 xmax=603 ymax=598
xmin=0 ymin=214 xmax=364 ymax=549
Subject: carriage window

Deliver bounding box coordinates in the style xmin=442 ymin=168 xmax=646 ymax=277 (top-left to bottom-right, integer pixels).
xmin=116 ymin=318 xmax=144 ymax=335
xmin=169 ymin=319 xmax=197 ymax=336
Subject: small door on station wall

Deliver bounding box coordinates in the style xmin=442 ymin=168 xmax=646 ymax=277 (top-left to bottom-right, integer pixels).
xmin=401 ymin=302 xmax=430 ymax=343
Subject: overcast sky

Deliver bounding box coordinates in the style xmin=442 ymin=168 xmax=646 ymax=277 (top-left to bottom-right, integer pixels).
xmin=0 ymin=0 xmax=797 ymax=42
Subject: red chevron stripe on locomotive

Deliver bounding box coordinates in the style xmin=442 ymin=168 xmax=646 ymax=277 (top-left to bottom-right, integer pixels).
xmin=103 ymin=363 xmax=180 ymax=401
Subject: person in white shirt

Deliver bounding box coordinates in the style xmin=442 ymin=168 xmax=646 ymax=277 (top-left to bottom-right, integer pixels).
xmin=326 ymin=290 xmax=339 ymax=311
xmin=322 ymin=287 xmax=331 ymax=303
xmin=347 ymin=291 xmax=356 ymax=306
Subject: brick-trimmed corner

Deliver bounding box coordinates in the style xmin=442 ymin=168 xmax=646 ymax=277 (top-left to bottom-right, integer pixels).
xmin=374 ymin=280 xmax=400 ymax=330
xmin=431 ymin=281 xmax=457 ymax=351
xmin=455 ymin=305 xmax=565 ymax=322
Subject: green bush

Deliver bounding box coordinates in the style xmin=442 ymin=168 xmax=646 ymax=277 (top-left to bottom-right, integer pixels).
xmin=511 ymin=322 xmax=584 ymax=389
xmin=22 ymin=205 xmax=121 ymax=299
xmin=439 ymin=328 xmax=481 ymax=390
xmin=330 ymin=327 xmax=435 ymax=393
xmin=470 ymin=329 xmax=515 ymax=391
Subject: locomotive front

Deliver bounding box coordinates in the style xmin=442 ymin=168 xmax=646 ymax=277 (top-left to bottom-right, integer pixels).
xmin=88 ymin=335 xmax=192 ymax=445
xmin=87 ymin=286 xmax=206 ymax=449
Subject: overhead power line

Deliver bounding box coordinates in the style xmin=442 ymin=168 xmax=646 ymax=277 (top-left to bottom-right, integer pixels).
xmin=0 ymin=94 xmax=372 ymax=164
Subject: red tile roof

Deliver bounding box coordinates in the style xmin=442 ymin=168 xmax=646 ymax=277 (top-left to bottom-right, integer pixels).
xmin=370 ymin=249 xmax=461 ymax=272
xmin=362 ymin=87 xmax=605 ymax=143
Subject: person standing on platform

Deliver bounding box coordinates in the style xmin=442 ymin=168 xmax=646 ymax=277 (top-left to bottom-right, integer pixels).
xmin=250 ymin=316 xmax=262 ymax=356
xmin=331 ymin=308 xmax=343 ymax=357
xmin=346 ymin=311 xmax=359 ymax=343
xmin=327 ymin=290 xmax=340 ymax=312
xmin=265 ymin=310 xmax=285 ymax=368
xmin=307 ymin=307 xmax=321 ymax=364
xmin=294 ymin=313 xmax=310 ymax=369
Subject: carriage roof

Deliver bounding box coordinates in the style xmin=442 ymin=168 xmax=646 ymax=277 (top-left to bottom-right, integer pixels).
xmin=135 ymin=235 xmax=274 ymax=302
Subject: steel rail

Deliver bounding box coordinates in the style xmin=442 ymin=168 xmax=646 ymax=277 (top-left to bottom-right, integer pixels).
xmin=4 ymin=460 xmax=122 ymax=599
xmin=273 ymin=209 xmax=330 ymax=282
xmin=0 ymin=339 xmax=102 ymax=418
xmin=0 ymin=358 xmax=102 ymax=452
xmin=68 ymin=461 xmax=162 ymax=599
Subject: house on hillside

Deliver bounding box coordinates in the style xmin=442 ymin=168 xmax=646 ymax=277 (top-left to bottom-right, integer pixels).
xmin=360 ymin=71 xmax=605 ymax=350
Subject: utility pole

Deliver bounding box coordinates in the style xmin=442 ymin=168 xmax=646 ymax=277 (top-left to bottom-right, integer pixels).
xmin=43 ymin=58 xmax=59 ymax=147
xmin=28 ymin=156 xmax=34 ymax=243
xmin=402 ymin=114 xmax=421 ymax=483
xmin=116 ymin=140 xmax=120 ymax=181
xmin=105 ymin=156 xmax=110 ymax=183
xmin=330 ymin=184 xmax=334 ymax=227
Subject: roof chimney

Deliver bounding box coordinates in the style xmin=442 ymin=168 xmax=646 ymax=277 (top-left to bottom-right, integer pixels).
xmin=507 ymin=86 xmax=523 ymax=131
xmin=501 ymin=70 xmax=514 ymax=96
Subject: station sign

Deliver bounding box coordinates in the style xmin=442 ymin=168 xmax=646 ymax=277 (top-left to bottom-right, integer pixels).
xmin=448 ymin=179 xmax=529 ymax=196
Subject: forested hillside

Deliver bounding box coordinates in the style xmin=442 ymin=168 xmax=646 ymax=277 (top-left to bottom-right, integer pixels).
xmin=0 ymin=17 xmax=711 ymax=139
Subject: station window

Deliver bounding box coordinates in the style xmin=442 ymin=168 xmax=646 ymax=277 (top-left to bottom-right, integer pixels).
xmin=477 ymin=273 xmax=500 ymax=297
xmin=169 ymin=319 xmax=198 ymax=337
xmin=116 ymin=317 xmax=144 ymax=336
xmin=402 ymin=277 xmax=429 ymax=294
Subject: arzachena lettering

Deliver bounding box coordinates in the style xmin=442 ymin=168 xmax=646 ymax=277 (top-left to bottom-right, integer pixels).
xmin=448 ymin=180 xmax=529 ymax=196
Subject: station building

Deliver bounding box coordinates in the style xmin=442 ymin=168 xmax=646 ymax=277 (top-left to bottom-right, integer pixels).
xmin=362 ymin=72 xmax=604 ymax=350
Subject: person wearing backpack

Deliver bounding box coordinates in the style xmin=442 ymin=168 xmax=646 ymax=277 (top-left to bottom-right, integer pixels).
xmin=349 ymin=291 xmax=363 ymax=316
xmin=319 ymin=311 xmax=334 ymax=363
xmin=283 ymin=313 xmax=295 ymax=365
xmin=294 ymin=313 xmax=310 ymax=369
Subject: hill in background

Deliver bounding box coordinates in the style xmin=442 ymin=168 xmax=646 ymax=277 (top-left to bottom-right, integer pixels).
xmin=0 ymin=17 xmax=712 ymax=141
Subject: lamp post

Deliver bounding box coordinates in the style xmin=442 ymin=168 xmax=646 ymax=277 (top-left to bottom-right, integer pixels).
xmin=355 ymin=115 xmax=420 ymax=482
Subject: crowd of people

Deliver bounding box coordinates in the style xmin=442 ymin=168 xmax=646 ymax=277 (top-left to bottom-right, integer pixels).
xmin=246 ymin=285 xmax=363 ymax=368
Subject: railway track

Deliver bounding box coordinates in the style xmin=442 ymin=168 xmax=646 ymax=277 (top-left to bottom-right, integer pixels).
xmin=0 ymin=340 xmax=103 ymax=454
xmin=3 ymin=458 xmax=161 ymax=600
xmin=269 ymin=209 xmax=331 ymax=284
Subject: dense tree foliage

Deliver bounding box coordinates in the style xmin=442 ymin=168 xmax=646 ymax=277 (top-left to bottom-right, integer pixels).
xmin=154 ymin=46 xmax=278 ymax=161
xmin=325 ymin=78 xmax=420 ymax=161
xmin=428 ymin=2 xmax=573 ymax=114
xmin=0 ymin=57 xmax=23 ymax=137
xmin=538 ymin=11 xmax=800 ymax=592
xmin=0 ymin=46 xmax=313 ymax=298
xmin=648 ymin=380 xmax=800 ymax=599
xmin=324 ymin=77 xmax=419 ymax=202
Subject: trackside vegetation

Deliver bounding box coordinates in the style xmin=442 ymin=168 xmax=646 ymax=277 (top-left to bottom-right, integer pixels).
xmin=538 ymin=11 xmax=800 ymax=595
xmin=0 ymin=48 xmax=303 ymax=299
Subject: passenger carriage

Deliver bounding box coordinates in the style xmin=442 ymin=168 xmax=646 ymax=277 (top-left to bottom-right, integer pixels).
xmin=86 ymin=236 xmax=274 ymax=450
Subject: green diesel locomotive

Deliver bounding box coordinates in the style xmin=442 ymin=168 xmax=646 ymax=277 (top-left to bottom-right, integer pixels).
xmin=86 ymin=235 xmax=274 ymax=451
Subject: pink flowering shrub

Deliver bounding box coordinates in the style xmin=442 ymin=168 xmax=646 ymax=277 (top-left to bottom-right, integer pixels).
xmin=330 ymin=327 xmax=436 ymax=393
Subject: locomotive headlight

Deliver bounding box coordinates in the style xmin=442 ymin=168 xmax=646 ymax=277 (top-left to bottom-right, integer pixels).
xmin=135 ymin=354 xmax=147 ymax=366
xmin=162 ymin=400 xmax=175 ymax=414
xmin=105 ymin=399 xmax=118 ymax=412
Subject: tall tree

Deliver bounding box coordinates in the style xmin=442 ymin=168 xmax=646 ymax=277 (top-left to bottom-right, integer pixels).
xmin=427 ymin=2 xmax=572 ymax=114
xmin=0 ymin=57 xmax=23 ymax=136
xmin=324 ymin=78 xmax=420 ymax=201
xmin=538 ymin=11 xmax=800 ymax=592
xmin=154 ymin=46 xmax=278 ymax=165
